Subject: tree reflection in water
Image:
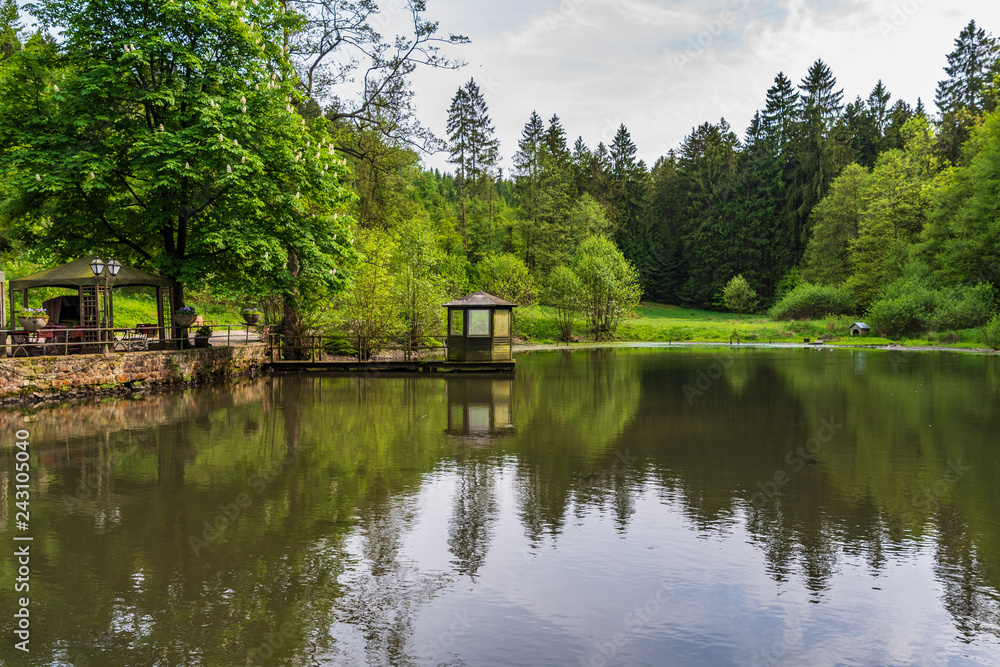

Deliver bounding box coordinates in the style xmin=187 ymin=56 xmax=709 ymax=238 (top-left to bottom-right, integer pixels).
xmin=1 ymin=349 xmax=1000 ymax=664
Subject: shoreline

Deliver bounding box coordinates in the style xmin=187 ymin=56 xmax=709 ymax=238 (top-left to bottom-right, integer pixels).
xmin=513 ymin=340 xmax=1000 ymax=355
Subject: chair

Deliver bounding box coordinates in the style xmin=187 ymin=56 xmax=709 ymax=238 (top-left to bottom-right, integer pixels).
xmin=9 ymin=331 xmax=34 ymax=357
xmin=37 ymin=325 xmax=69 ymax=355
xmin=115 ymin=328 xmax=149 ymax=352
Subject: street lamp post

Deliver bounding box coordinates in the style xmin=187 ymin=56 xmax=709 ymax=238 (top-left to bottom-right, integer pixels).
xmin=90 ymin=257 xmax=121 ymax=352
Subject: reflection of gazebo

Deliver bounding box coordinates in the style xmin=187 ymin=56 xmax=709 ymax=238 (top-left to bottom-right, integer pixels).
xmin=8 ymin=256 xmax=172 ymax=344
xmin=445 ymin=377 xmax=515 ymax=443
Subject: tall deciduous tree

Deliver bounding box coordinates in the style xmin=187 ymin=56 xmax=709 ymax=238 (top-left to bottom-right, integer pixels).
xmin=291 ymin=0 xmax=468 ymax=155
xmin=0 ymin=0 xmax=19 ymax=61
xmin=0 ymin=0 xmax=356 ymax=313
xmin=801 ymin=162 xmax=870 ymax=285
xmin=923 ymin=107 xmax=1000 ymax=288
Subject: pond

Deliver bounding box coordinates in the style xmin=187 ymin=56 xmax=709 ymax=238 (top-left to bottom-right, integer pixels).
xmin=1 ymin=346 xmax=1000 ymax=666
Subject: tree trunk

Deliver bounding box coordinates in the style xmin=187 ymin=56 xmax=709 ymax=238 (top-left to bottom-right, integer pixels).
xmin=280 ymin=251 xmax=307 ymax=360
xmin=171 ymin=280 xmax=187 ymax=348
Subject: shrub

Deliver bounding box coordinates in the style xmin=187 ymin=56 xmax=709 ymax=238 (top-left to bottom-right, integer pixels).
xmin=572 ymin=235 xmax=642 ymax=339
xmin=866 ymin=279 xmax=995 ymax=338
xmin=981 ymin=315 xmax=1000 ymax=350
xmin=866 ymin=294 xmax=931 ymax=338
xmin=927 ymin=283 xmax=995 ymax=331
xmin=722 ymin=274 xmax=758 ymax=321
xmin=768 ymin=282 xmax=855 ymax=320
xmin=773 ymin=268 xmax=805 ymax=303
xmin=542 ymin=265 xmax=582 ymax=342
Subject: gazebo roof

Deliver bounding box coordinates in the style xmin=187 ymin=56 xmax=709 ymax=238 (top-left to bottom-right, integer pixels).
xmin=9 ymin=255 xmax=172 ymax=290
xmin=443 ymin=291 xmax=516 ymax=307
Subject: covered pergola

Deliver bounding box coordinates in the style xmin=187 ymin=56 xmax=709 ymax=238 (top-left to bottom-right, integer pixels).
xmin=8 ymin=255 xmax=173 ymax=344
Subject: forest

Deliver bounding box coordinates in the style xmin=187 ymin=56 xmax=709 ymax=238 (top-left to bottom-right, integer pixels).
xmin=1 ymin=0 xmax=999 ymax=345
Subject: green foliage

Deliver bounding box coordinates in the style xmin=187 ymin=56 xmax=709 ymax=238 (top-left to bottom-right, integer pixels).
xmin=721 ymin=274 xmax=759 ymax=320
xmin=768 ymin=282 xmax=856 ymax=320
xmin=572 ymin=235 xmax=642 ymax=339
xmin=981 ymin=314 xmax=1000 ymax=349
xmin=395 ymin=216 xmax=448 ymax=349
xmin=801 ymin=163 xmax=869 ymax=285
xmin=923 ymin=107 xmax=1000 ymax=288
xmin=866 ymin=262 xmax=995 ymax=337
xmin=334 ymin=229 xmax=400 ymax=359
xmin=928 ymin=283 xmax=995 ymax=330
xmin=475 ymin=252 xmax=536 ymax=305
xmin=0 ymin=0 xmax=356 ymax=308
xmin=542 ymin=265 xmax=582 ymax=341
xmin=773 ymin=268 xmax=805 ymax=303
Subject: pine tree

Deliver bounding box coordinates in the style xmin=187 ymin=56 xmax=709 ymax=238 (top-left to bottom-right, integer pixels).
xmin=935 ymin=20 xmax=1000 ymax=164
xmin=609 ymin=124 xmax=647 ymax=266
xmin=446 ymin=85 xmax=472 ymax=246
xmin=677 ymin=120 xmax=739 ymax=307
xmin=643 ymin=154 xmax=688 ymax=303
xmin=791 ymin=59 xmax=853 ymax=255
xmin=513 ymin=111 xmax=546 ymax=269
xmin=446 ymin=78 xmax=499 ymax=251
xmin=935 ymin=20 xmax=999 ymax=116
xmin=762 ymin=72 xmax=799 ymax=156
xmin=544 ymin=114 xmax=569 ymax=164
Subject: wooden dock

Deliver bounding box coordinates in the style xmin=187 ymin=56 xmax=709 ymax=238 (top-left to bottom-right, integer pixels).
xmin=264 ymin=360 xmax=515 ymax=374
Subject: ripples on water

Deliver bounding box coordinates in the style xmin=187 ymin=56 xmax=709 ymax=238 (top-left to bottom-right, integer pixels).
xmin=1 ymin=347 xmax=1000 ymax=665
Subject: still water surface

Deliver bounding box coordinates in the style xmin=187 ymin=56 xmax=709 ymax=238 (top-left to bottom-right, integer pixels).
xmin=2 ymin=346 xmax=1000 ymax=666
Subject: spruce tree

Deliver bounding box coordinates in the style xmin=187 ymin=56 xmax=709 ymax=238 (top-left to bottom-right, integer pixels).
xmin=935 ymin=20 xmax=1000 ymax=164
xmin=791 ymin=59 xmax=853 ymax=255
xmin=609 ymin=124 xmax=647 ymax=267
xmin=513 ymin=111 xmax=546 ymax=269
xmin=446 ymin=78 xmax=499 ymax=251
xmin=762 ymin=72 xmax=799 ymax=157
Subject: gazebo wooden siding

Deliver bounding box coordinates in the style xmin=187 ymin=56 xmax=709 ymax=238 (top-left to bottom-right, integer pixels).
xmin=444 ymin=292 xmax=516 ymax=362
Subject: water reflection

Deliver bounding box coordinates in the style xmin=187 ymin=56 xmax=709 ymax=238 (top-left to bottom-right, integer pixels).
xmin=444 ymin=378 xmax=515 ymax=442
xmin=1 ymin=349 xmax=1000 ymax=665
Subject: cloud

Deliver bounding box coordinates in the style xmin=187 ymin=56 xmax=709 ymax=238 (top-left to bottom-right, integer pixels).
xmin=412 ymin=0 xmax=991 ymax=172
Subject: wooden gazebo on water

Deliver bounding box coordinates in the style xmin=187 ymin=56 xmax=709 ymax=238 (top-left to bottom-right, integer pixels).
xmin=8 ymin=256 xmax=173 ymax=345
xmin=443 ymin=291 xmax=516 ymax=362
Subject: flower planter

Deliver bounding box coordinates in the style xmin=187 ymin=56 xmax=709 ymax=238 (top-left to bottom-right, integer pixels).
xmin=194 ymin=337 xmax=210 ymax=348
xmin=242 ymin=313 xmax=261 ymax=325
xmin=18 ymin=316 xmax=49 ymax=332
xmin=173 ymin=313 xmax=198 ymax=327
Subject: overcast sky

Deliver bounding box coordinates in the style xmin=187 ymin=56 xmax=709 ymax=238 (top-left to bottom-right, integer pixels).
xmin=404 ymin=0 xmax=993 ymax=173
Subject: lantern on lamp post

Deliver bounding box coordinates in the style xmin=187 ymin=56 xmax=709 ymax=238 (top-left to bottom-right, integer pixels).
xmin=90 ymin=257 xmax=121 ymax=350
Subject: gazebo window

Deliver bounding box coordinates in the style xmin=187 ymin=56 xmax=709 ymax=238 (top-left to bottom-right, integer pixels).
xmin=468 ymin=309 xmax=490 ymax=336
xmin=450 ymin=310 xmax=464 ymax=336
xmin=494 ymin=310 xmax=510 ymax=337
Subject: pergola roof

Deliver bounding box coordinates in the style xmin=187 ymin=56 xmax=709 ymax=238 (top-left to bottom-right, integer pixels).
xmin=443 ymin=291 xmax=517 ymax=307
xmin=9 ymin=255 xmax=172 ymax=290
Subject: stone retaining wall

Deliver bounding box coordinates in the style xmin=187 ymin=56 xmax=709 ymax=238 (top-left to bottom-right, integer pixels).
xmin=0 ymin=344 xmax=268 ymax=402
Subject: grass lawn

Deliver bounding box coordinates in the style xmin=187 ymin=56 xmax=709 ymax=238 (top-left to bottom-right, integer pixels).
xmin=516 ymin=301 xmax=996 ymax=350
xmin=15 ymin=287 xmax=245 ymax=328
xmin=14 ymin=284 xmax=993 ymax=351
